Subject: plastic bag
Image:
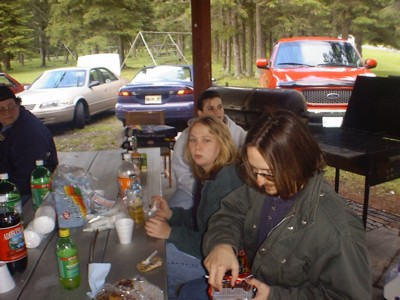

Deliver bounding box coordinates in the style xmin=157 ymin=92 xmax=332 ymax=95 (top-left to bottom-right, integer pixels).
xmin=95 ymin=275 xmax=164 ymax=300
xmin=52 ymin=164 xmax=94 ymax=228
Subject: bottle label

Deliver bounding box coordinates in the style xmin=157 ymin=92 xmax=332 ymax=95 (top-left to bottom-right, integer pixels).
xmin=118 ymin=176 xmax=132 ymax=193
xmin=57 ymin=254 xmax=80 ymax=279
xmin=0 ymin=223 xmax=27 ymax=262
xmin=31 ymin=183 xmax=51 ymax=210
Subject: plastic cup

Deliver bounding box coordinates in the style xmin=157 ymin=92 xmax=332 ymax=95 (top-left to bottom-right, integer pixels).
xmin=24 ymin=221 xmax=44 ymax=248
xmin=33 ymin=204 xmax=56 ymax=234
xmin=0 ymin=262 xmax=15 ymax=293
xmin=115 ymin=218 xmax=134 ymax=244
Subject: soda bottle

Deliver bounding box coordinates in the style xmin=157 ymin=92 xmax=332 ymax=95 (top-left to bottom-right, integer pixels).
xmin=130 ymin=135 xmax=141 ymax=172
xmin=127 ymin=175 xmax=145 ymax=224
xmin=0 ymin=195 xmax=28 ymax=274
xmin=118 ymin=153 xmax=139 ymax=199
xmin=30 ymin=160 xmax=51 ymax=210
xmin=0 ymin=173 xmax=23 ymax=221
xmin=56 ymin=228 xmax=81 ymax=290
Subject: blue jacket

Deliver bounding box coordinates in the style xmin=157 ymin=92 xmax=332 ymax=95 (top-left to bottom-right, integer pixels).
xmin=168 ymin=164 xmax=243 ymax=258
xmin=0 ymin=107 xmax=58 ymax=200
xmin=203 ymin=173 xmax=371 ymax=299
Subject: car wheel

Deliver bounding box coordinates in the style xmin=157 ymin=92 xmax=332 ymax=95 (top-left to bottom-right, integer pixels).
xmin=74 ymin=102 xmax=85 ymax=129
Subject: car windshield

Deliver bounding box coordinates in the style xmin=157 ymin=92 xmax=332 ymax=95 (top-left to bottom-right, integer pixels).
xmin=131 ymin=66 xmax=192 ymax=83
xmin=30 ymin=70 xmax=87 ymax=89
xmin=274 ymin=41 xmax=362 ymax=68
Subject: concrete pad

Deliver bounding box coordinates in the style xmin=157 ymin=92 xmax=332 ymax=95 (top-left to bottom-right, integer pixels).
xmin=366 ymin=226 xmax=400 ymax=289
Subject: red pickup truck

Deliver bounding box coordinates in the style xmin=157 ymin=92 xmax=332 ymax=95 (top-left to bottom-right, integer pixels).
xmin=256 ymin=36 xmax=377 ymax=125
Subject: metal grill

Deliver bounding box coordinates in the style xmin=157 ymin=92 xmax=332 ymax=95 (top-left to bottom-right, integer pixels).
xmin=302 ymin=89 xmax=352 ymax=104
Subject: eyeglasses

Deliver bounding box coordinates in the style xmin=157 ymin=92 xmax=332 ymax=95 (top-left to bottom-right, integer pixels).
xmin=253 ymin=170 xmax=274 ymax=181
xmin=0 ymin=103 xmax=18 ymax=114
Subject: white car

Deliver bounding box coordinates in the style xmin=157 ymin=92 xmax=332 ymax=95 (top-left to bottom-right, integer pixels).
xmin=18 ymin=56 xmax=128 ymax=128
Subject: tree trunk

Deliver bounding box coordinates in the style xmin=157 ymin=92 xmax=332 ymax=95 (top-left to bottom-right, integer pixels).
xmin=240 ymin=20 xmax=246 ymax=76
xmin=255 ymin=1 xmax=265 ymax=78
xmin=18 ymin=53 xmax=25 ymax=66
xmin=39 ymin=26 xmax=46 ymax=67
xmin=247 ymin=2 xmax=255 ymax=77
xmin=232 ymin=13 xmax=242 ymax=78
xmin=119 ymin=36 xmax=126 ymax=69
xmin=3 ymin=54 xmax=12 ymax=70
xmin=354 ymin=33 xmax=363 ymax=56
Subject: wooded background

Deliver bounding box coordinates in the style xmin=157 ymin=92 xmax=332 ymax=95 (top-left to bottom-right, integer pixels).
xmin=1 ymin=0 xmax=399 ymax=78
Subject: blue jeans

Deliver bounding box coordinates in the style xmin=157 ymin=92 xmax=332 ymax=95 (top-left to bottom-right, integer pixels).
xmin=178 ymin=277 xmax=210 ymax=299
xmin=168 ymin=188 xmax=193 ymax=209
xmin=166 ymin=243 xmax=206 ymax=298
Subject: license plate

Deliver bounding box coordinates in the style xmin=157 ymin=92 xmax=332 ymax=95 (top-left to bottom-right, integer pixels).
xmin=145 ymin=95 xmax=162 ymax=104
xmin=322 ymin=117 xmax=343 ymax=128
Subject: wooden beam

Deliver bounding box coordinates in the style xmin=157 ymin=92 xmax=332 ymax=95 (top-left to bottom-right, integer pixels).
xmin=191 ymin=0 xmax=212 ymax=115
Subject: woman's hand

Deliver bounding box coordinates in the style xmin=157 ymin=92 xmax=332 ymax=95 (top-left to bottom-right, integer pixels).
xmin=245 ymin=277 xmax=270 ymax=300
xmin=204 ymin=244 xmax=239 ymax=291
xmin=151 ymin=195 xmax=172 ymax=220
xmin=144 ymin=216 xmax=171 ymax=239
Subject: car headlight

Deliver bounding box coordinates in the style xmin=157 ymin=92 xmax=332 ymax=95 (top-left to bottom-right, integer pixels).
xmin=39 ymin=99 xmax=73 ymax=109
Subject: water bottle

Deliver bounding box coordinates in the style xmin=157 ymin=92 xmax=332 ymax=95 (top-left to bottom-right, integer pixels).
xmin=0 ymin=195 xmax=28 ymax=275
xmin=56 ymin=228 xmax=81 ymax=290
xmin=126 ymin=175 xmax=145 ymax=224
xmin=130 ymin=135 xmax=141 ymax=172
xmin=0 ymin=173 xmax=22 ymax=221
xmin=117 ymin=153 xmax=139 ymax=199
xmin=30 ymin=160 xmax=51 ymax=210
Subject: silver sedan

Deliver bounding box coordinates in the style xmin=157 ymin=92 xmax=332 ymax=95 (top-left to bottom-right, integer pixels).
xmin=18 ymin=66 xmax=128 ymax=128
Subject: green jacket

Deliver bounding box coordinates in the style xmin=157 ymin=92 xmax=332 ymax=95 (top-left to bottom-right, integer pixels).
xmin=203 ymin=173 xmax=371 ymax=299
xmin=168 ymin=164 xmax=243 ymax=258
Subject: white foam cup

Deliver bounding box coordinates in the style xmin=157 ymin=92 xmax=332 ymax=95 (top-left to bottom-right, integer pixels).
xmin=114 ymin=218 xmax=134 ymax=244
xmin=24 ymin=222 xmax=44 ymax=248
xmin=33 ymin=205 xmax=56 ymax=234
xmin=0 ymin=262 xmax=16 ymax=293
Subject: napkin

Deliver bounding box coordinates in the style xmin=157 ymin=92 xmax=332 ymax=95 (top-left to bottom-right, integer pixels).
xmin=87 ymin=263 xmax=111 ymax=298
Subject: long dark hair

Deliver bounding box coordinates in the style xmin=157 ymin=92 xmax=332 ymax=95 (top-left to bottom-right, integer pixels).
xmin=240 ymin=110 xmax=325 ymax=199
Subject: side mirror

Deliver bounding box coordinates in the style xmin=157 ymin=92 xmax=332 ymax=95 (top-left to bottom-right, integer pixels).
xmin=365 ymin=58 xmax=377 ymax=69
xmin=256 ymin=58 xmax=269 ymax=69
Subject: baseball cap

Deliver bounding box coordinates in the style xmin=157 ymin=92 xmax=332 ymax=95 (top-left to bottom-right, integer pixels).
xmin=0 ymin=86 xmax=16 ymax=101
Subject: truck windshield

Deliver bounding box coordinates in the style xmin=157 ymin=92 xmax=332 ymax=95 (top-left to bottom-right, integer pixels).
xmin=274 ymin=41 xmax=362 ymax=68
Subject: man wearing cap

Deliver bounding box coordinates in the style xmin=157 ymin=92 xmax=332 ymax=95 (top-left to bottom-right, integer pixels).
xmin=0 ymin=86 xmax=58 ymax=205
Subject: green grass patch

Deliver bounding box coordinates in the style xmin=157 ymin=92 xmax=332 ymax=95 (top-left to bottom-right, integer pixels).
xmin=363 ymin=47 xmax=400 ymax=77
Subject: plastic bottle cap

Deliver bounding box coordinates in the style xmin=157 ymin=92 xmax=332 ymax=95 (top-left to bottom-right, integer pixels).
xmin=35 ymin=160 xmax=44 ymax=166
xmin=59 ymin=228 xmax=70 ymax=237
xmin=0 ymin=195 xmax=7 ymax=203
xmin=0 ymin=173 xmax=8 ymax=180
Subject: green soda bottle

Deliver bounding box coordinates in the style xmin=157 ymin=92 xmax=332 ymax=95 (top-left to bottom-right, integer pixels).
xmin=0 ymin=173 xmax=23 ymax=221
xmin=56 ymin=228 xmax=81 ymax=290
xmin=30 ymin=160 xmax=51 ymax=210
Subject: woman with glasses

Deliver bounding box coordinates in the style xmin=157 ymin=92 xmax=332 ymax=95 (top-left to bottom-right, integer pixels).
xmin=199 ymin=110 xmax=371 ymax=299
xmin=0 ymin=86 xmax=58 ymax=204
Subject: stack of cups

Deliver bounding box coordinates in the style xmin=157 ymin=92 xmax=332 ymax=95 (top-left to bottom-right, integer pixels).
xmin=0 ymin=262 xmax=15 ymax=293
xmin=24 ymin=222 xmax=44 ymax=248
xmin=33 ymin=204 xmax=56 ymax=235
xmin=23 ymin=203 xmax=56 ymax=249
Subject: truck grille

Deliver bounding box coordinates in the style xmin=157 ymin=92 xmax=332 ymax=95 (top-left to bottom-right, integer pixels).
xmin=302 ymin=89 xmax=352 ymax=104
